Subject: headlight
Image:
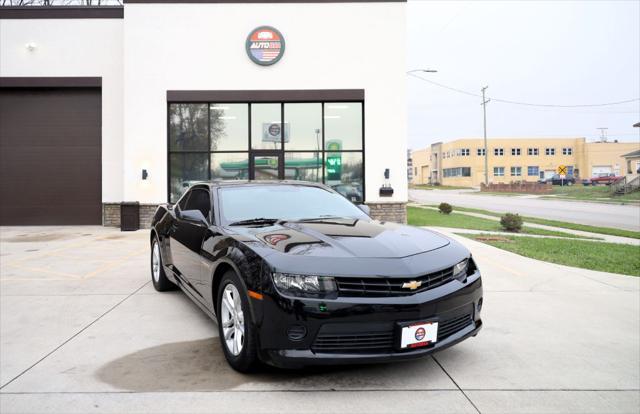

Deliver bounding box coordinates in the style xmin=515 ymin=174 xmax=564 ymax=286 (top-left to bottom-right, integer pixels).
xmin=272 ymin=273 xmax=337 ymax=298
xmin=453 ymin=259 xmax=469 ymax=281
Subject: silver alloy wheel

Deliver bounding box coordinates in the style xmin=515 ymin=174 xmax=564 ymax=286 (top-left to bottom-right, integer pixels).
xmin=152 ymin=242 xmax=161 ymax=283
xmin=220 ymin=283 xmax=245 ymax=356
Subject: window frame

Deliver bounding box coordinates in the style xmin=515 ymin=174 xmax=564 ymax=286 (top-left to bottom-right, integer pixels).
xmin=510 ymin=166 xmax=522 ymax=176
xmin=493 ymin=167 xmax=505 ymax=177
xmin=511 ymin=148 xmax=521 ymax=156
xmin=167 ymin=100 xmax=365 ymax=204
xmin=494 ymin=148 xmax=504 ymax=156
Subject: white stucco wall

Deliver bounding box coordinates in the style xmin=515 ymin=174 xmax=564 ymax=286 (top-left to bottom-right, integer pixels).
xmin=0 ymin=18 xmax=124 ymax=203
xmin=123 ymin=3 xmax=407 ymax=204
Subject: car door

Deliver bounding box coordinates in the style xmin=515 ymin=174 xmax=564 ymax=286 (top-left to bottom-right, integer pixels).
xmin=170 ymin=187 xmax=211 ymax=298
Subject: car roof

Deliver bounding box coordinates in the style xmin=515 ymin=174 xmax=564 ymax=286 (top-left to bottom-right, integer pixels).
xmin=189 ymin=180 xmax=329 ymax=190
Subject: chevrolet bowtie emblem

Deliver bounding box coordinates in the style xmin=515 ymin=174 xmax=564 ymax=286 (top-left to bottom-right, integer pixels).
xmin=402 ymin=280 xmax=422 ymax=290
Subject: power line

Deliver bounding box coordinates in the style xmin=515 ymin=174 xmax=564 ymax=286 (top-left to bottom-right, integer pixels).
xmin=407 ymin=72 xmax=640 ymax=108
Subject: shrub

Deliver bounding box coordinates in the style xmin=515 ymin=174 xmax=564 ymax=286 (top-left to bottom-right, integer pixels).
xmin=438 ymin=202 xmax=453 ymax=215
xmin=433 ymin=182 xmax=441 ymax=186
xmin=500 ymin=213 xmax=523 ymax=232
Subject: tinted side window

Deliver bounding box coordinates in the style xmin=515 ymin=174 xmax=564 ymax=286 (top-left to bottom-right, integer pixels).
xmin=185 ymin=189 xmax=211 ymax=220
xmin=177 ymin=190 xmax=191 ymax=211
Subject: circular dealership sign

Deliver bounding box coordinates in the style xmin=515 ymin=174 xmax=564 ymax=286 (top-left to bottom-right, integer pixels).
xmin=246 ymin=26 xmax=285 ymax=66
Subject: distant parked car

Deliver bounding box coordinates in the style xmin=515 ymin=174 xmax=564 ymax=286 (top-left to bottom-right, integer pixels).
xmin=539 ymin=174 xmax=575 ymax=186
xmin=588 ymin=173 xmax=624 ymax=185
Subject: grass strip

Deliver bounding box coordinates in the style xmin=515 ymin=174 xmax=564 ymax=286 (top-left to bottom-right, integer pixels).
xmin=457 ymin=233 xmax=640 ymax=277
xmin=435 ymin=205 xmax=640 ymax=240
xmin=407 ymin=207 xmax=596 ymax=240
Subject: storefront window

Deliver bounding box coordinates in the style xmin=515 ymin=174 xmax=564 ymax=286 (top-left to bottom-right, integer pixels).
xmin=324 ymin=103 xmax=362 ymax=151
xmin=284 ymin=103 xmax=322 ymax=151
xmin=169 ymin=104 xmax=208 ymax=151
xmin=210 ymin=104 xmax=249 ymax=151
xmin=168 ymin=101 xmax=364 ymax=203
xmin=325 ymin=152 xmax=363 ymax=203
xmin=285 ymin=152 xmax=322 ymax=182
xmin=169 ymin=153 xmax=209 ymax=202
xmin=251 ymin=104 xmax=282 ymax=150
xmin=211 ymin=153 xmax=249 ymax=181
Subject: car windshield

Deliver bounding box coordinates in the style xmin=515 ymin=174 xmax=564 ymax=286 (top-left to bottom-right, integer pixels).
xmin=218 ymin=185 xmax=368 ymax=225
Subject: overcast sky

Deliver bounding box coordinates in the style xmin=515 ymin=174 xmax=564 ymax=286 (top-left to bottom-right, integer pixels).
xmin=407 ymin=0 xmax=640 ymax=150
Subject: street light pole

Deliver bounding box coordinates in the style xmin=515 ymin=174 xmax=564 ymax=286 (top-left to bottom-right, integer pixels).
xmin=481 ymin=86 xmax=490 ymax=186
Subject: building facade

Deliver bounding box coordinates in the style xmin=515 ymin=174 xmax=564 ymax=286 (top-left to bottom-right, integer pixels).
xmin=0 ymin=1 xmax=408 ymax=226
xmin=412 ymin=138 xmax=640 ymax=187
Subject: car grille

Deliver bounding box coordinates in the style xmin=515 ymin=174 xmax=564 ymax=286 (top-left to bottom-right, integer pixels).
xmin=334 ymin=266 xmax=455 ymax=297
xmin=312 ymin=332 xmax=395 ymax=353
xmin=438 ymin=313 xmax=473 ymax=341
xmin=311 ymin=313 xmax=474 ymax=354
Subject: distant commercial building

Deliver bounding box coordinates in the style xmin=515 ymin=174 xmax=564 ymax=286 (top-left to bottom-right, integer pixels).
xmin=411 ymin=138 xmax=640 ymax=187
xmin=623 ymin=149 xmax=640 ymax=177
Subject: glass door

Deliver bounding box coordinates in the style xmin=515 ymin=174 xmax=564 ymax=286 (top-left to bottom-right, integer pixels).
xmin=250 ymin=151 xmax=283 ymax=180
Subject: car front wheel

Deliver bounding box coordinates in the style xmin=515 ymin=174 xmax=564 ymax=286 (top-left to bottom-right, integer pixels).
xmin=216 ymin=270 xmax=258 ymax=372
xmin=151 ymin=237 xmax=175 ymax=292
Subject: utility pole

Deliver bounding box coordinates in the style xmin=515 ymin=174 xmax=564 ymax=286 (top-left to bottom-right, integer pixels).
xmin=597 ymin=127 xmax=608 ymax=142
xmin=481 ymin=86 xmax=490 ymax=186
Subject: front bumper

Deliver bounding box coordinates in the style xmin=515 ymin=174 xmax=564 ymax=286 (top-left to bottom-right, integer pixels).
xmin=256 ymin=270 xmax=483 ymax=368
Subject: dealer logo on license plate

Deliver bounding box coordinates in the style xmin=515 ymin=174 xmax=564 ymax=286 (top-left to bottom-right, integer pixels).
xmin=401 ymin=322 xmax=438 ymax=348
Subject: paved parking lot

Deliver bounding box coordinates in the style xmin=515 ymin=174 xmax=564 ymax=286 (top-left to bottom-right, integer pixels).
xmin=1 ymin=226 xmax=638 ymax=413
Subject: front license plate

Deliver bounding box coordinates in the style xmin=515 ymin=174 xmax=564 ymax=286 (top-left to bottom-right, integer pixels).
xmin=400 ymin=321 xmax=438 ymax=349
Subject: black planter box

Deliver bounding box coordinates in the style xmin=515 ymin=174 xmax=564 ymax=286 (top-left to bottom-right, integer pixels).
xmin=120 ymin=202 xmax=140 ymax=231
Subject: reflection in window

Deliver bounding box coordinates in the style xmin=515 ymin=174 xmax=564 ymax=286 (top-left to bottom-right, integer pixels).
xmin=284 ymin=103 xmax=322 ymax=151
xmin=251 ymin=104 xmax=282 ymax=150
xmin=324 ymin=103 xmax=362 ymax=150
xmin=325 ymin=152 xmax=363 ymax=202
xmin=169 ymin=104 xmax=208 ymax=150
xmin=210 ymin=104 xmax=249 ymax=151
xmin=211 ymin=153 xmax=249 ymax=181
xmin=169 ymin=153 xmax=209 ymax=203
xmin=285 ymin=152 xmax=322 ymax=182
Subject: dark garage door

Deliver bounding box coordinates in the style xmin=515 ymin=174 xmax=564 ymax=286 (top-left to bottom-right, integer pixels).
xmin=0 ymin=88 xmax=101 ymax=225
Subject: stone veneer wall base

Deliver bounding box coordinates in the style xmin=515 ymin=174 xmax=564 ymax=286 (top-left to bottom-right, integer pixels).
xmin=366 ymin=202 xmax=407 ymax=224
xmin=104 ymin=202 xmax=408 ymax=228
xmin=103 ymin=203 xmax=159 ymax=229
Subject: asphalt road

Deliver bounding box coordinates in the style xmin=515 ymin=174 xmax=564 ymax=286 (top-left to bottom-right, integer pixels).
xmin=1 ymin=226 xmax=638 ymax=413
xmin=409 ymin=189 xmax=640 ymax=231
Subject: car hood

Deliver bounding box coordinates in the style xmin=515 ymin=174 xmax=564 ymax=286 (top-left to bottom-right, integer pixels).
xmin=225 ymin=218 xmax=450 ymax=259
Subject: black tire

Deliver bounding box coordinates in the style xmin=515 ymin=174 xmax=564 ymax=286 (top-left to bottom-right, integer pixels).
xmin=216 ymin=270 xmax=258 ymax=373
xmin=151 ymin=236 xmax=175 ymax=292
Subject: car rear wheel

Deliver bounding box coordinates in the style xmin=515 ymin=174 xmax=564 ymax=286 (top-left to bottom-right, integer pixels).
xmin=151 ymin=237 xmax=175 ymax=292
xmin=216 ymin=270 xmax=258 ymax=372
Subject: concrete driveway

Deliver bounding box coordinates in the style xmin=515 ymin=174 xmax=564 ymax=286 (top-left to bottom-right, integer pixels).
xmin=409 ymin=189 xmax=640 ymax=231
xmin=1 ymin=226 xmax=638 ymax=413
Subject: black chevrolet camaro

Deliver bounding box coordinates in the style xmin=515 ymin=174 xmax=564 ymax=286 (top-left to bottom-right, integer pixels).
xmin=150 ymin=181 xmax=483 ymax=372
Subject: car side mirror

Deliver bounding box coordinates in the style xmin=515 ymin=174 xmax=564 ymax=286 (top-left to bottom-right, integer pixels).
xmin=180 ymin=209 xmax=208 ymax=225
xmin=357 ymin=204 xmax=371 ymax=216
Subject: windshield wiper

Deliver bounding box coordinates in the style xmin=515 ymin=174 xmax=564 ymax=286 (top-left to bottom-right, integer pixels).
xmin=295 ymin=216 xmax=348 ymax=222
xmin=228 ymin=218 xmax=281 ymax=226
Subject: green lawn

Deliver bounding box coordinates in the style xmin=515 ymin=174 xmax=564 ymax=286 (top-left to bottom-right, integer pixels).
xmin=458 ymin=233 xmax=640 ymax=277
xmin=548 ymin=185 xmax=640 ymax=203
xmin=438 ymin=205 xmax=640 ymax=240
xmin=407 ymin=207 xmax=596 ymax=239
